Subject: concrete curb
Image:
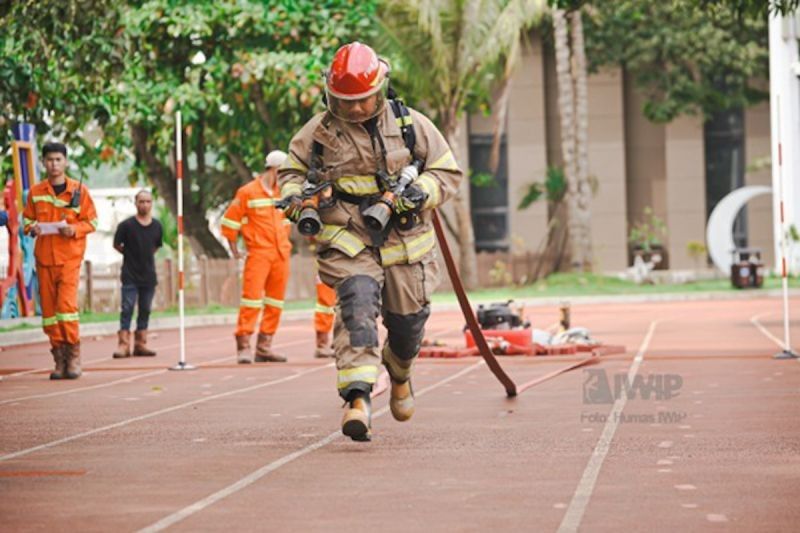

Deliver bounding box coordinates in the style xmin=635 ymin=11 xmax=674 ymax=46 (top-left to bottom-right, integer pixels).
xmin=1 ymin=288 xmax=795 ymax=348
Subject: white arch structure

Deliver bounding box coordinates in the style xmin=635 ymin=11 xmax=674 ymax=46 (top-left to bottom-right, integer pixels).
xmin=706 ymin=186 xmax=772 ymax=274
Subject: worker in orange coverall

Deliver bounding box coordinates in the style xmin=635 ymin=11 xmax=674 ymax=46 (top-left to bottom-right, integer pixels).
xmin=222 ymin=150 xmax=292 ymax=364
xmin=313 ymin=272 xmax=336 ymax=358
xmin=23 ymin=142 xmax=98 ymax=380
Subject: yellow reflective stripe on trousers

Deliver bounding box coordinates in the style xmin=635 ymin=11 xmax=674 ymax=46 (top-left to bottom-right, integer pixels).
xmin=262 ymin=297 xmax=284 ymax=309
xmin=319 ymin=225 xmax=365 ymax=257
xmin=417 ymin=173 xmax=441 ymax=209
xmin=337 ymin=365 xmax=379 ymax=389
xmin=280 ymin=182 xmax=303 ymax=199
xmin=335 ymin=175 xmax=380 ymax=195
xmin=32 ymin=195 xmax=81 ymax=213
xmin=221 ymin=217 xmax=242 ymax=230
xmin=315 ymin=303 xmax=335 ymax=315
xmin=42 ymin=316 xmax=57 ymax=327
xmin=380 ymin=229 xmax=436 ymax=266
xmin=240 ymin=297 xmax=262 ymax=309
xmin=56 ymin=312 xmax=80 ymax=322
xmin=428 ymin=149 xmax=459 ymax=171
xmin=247 ymin=198 xmax=276 ymax=208
xmin=89 ymin=219 xmax=99 ymax=229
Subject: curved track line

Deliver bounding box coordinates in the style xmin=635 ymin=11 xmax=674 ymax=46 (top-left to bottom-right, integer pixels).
xmin=0 ymin=363 xmax=334 ymax=462
xmin=137 ymin=360 xmax=485 ymax=533
xmin=557 ymin=320 xmax=659 ymax=533
xmin=0 ymin=338 xmax=311 ymax=406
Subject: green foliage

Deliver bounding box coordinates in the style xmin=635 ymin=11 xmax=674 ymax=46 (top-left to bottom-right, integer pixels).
xmin=470 ymin=171 xmax=498 ymax=188
xmin=1 ymin=0 xmax=376 ymax=210
xmin=583 ymin=0 xmax=769 ymax=122
xmin=686 ymin=240 xmax=708 ymax=258
xmin=518 ymin=165 xmax=566 ymax=210
xmin=628 ymin=206 xmax=667 ymax=251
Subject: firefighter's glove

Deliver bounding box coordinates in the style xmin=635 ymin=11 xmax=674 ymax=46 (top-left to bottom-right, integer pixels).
xmin=282 ymin=195 xmax=303 ymax=223
xmin=393 ymin=183 xmax=427 ymax=214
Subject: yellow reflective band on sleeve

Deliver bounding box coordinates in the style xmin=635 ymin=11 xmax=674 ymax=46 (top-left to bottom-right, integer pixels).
xmin=32 ymin=195 xmax=81 ymax=213
xmin=337 ymin=365 xmax=379 ymax=389
xmin=429 ymin=150 xmax=459 ymax=171
xmin=282 ymin=219 xmax=292 ymax=226
xmin=335 ymin=175 xmax=380 ymax=196
xmin=395 ymin=115 xmax=413 ymax=127
xmin=319 ymin=225 xmax=366 ymax=257
xmin=42 ymin=315 xmax=57 ymax=327
xmin=24 ymin=218 xmax=37 ymax=227
xmin=315 ymin=303 xmax=335 ymax=315
xmin=280 ymin=182 xmax=303 ymax=199
xmin=221 ymin=217 xmax=242 ymax=230
xmin=55 ymin=312 xmax=80 ymax=323
xmin=89 ymin=219 xmax=99 ymax=229
xmin=240 ymin=297 xmax=263 ymax=309
xmin=417 ymin=173 xmax=441 ymax=209
xmin=262 ymin=297 xmax=284 ymax=309
xmin=380 ymin=229 xmax=436 ymax=266
xmin=247 ymin=198 xmax=276 ymax=208
xmin=281 ymin=154 xmax=308 ymax=173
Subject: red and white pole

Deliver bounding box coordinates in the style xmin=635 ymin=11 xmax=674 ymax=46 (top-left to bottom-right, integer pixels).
xmin=171 ymin=111 xmax=196 ymax=370
xmin=774 ymin=95 xmax=798 ymax=359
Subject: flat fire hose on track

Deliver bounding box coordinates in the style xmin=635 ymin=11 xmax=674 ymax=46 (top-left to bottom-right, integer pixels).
xmin=432 ymin=210 xmax=518 ymax=397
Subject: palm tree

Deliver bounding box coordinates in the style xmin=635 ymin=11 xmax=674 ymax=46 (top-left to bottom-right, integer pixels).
xmin=375 ymin=0 xmax=547 ymax=289
xmin=552 ymin=3 xmax=592 ymax=271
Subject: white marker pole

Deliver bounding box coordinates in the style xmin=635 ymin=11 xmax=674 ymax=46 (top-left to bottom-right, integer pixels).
xmin=774 ymin=95 xmax=798 ymax=360
xmin=171 ymin=111 xmax=196 ymax=371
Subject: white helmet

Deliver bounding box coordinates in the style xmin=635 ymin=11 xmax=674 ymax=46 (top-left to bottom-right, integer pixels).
xmin=265 ymin=150 xmax=287 ymax=169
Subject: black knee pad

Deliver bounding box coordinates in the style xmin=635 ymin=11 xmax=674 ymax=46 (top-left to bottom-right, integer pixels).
xmin=337 ymin=275 xmax=381 ymax=347
xmin=383 ymin=306 xmax=430 ymax=360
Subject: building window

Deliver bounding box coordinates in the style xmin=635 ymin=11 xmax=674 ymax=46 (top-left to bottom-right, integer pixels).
xmin=469 ymin=133 xmax=509 ymax=252
xmin=704 ymin=108 xmax=746 ymax=247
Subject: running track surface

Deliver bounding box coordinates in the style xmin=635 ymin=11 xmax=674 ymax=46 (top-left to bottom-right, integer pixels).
xmin=1 ymin=297 xmax=798 ymax=532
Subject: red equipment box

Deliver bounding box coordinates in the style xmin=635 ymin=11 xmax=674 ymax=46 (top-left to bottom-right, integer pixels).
xmin=464 ymin=327 xmax=533 ymax=349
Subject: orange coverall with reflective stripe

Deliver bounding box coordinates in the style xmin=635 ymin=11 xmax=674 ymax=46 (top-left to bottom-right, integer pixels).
xmin=315 ymin=277 xmax=336 ymax=334
xmin=221 ymin=179 xmax=292 ymax=337
xmin=22 ymin=177 xmax=98 ymax=346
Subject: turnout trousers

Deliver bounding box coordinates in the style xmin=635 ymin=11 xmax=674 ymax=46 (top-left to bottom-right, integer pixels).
xmin=318 ymin=248 xmax=440 ymax=400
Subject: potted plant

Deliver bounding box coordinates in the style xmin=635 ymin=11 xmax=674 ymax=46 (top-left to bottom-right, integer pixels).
xmin=628 ymin=207 xmax=668 ymax=269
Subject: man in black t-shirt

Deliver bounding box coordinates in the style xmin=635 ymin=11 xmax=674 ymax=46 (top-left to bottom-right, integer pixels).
xmin=112 ymin=190 xmax=163 ymax=357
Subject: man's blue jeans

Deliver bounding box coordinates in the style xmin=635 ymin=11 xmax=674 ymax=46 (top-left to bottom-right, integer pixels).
xmin=120 ymin=284 xmax=156 ymax=331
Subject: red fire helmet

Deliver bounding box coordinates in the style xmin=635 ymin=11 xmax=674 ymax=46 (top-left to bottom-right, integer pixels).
xmin=326 ymin=42 xmax=389 ymax=122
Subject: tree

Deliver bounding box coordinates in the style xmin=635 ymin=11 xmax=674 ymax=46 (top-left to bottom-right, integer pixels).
xmin=1 ymin=0 xmax=377 ymax=257
xmin=548 ymin=0 xmax=592 ymax=271
xmin=583 ymin=0 xmax=770 ymax=123
xmin=374 ymin=0 xmax=547 ymax=289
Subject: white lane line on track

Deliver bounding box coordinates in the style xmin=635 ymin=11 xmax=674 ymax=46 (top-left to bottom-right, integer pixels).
xmin=137 ymin=360 xmax=486 ymax=533
xmin=0 ymin=338 xmax=311 ymax=406
xmin=557 ymin=320 xmax=659 ymax=533
xmin=0 ymin=363 xmax=334 ymax=462
xmin=1 ymin=336 xmax=233 ymax=379
xmin=750 ymin=312 xmax=796 ymax=352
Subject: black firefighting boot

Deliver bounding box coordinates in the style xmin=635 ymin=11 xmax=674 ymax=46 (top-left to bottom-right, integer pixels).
xmin=254 ymin=333 xmax=287 ymax=362
xmin=341 ymin=392 xmax=372 ymax=442
xmin=50 ymin=345 xmax=66 ymax=380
